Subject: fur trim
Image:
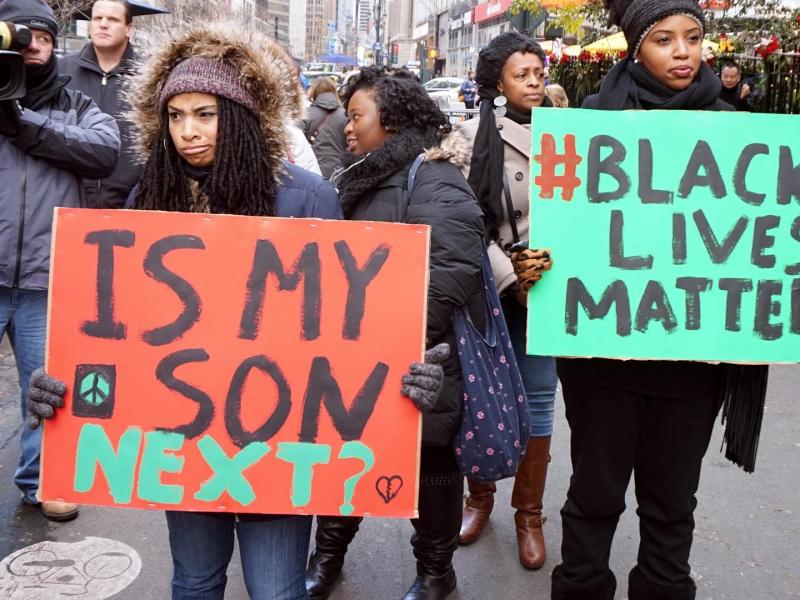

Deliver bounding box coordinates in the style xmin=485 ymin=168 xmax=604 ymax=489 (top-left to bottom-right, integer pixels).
xmin=126 ymin=18 xmax=295 ymax=180
xmin=424 ymin=128 xmax=472 ymax=167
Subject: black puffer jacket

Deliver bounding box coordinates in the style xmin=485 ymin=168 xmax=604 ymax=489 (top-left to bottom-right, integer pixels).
xmin=345 ymin=134 xmax=486 ymax=446
xmin=301 ymin=91 xmax=348 ymax=178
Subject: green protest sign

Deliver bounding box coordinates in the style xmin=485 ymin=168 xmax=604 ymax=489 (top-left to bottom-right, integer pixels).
xmin=527 ymin=108 xmax=800 ymax=364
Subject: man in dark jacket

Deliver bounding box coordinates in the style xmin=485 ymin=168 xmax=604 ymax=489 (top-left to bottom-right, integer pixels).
xmin=0 ymin=0 xmax=120 ymax=521
xmin=60 ymin=0 xmax=140 ymax=207
xmin=718 ymin=61 xmax=753 ymax=112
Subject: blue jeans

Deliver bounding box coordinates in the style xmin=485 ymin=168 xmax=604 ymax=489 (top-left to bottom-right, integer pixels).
xmin=165 ymin=511 xmax=312 ymax=600
xmin=0 ymin=287 xmax=47 ymax=504
xmin=503 ymin=296 xmax=557 ymax=438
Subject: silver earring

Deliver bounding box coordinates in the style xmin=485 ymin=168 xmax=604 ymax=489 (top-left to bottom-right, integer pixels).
xmin=163 ymin=138 xmax=168 ymax=151
xmin=493 ymin=94 xmax=507 ymax=119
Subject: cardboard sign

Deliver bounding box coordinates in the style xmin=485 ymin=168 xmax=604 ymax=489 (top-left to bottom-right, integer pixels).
xmin=527 ymin=109 xmax=800 ymax=364
xmin=41 ymin=209 xmax=430 ymax=518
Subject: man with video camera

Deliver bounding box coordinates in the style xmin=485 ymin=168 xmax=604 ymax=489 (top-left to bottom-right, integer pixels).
xmin=0 ymin=0 xmax=119 ymax=522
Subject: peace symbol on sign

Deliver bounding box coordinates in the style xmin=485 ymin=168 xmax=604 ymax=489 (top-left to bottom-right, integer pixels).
xmin=72 ymin=365 xmax=117 ymax=419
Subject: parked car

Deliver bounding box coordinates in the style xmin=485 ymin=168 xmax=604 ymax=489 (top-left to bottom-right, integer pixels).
xmin=423 ymin=77 xmax=466 ymax=110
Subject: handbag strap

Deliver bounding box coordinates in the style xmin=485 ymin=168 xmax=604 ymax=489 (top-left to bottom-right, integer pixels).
xmin=502 ymin=170 xmax=520 ymax=244
xmin=310 ymin=110 xmax=334 ymax=144
xmin=407 ymin=153 xmax=426 ymax=194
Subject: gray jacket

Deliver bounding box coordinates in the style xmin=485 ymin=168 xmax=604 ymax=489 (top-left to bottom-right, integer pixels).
xmin=1 ymin=76 xmax=120 ymax=290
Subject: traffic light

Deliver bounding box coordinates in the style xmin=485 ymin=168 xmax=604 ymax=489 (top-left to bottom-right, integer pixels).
xmin=391 ymin=42 xmax=399 ymax=65
xmin=428 ymin=48 xmax=438 ymax=59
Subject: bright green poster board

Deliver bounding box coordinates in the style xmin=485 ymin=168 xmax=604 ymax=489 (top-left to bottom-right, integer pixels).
xmin=527 ymin=108 xmax=800 ymax=364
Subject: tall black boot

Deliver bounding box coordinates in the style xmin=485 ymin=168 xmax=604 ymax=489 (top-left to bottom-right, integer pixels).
xmin=305 ymin=515 xmax=363 ymax=599
xmin=403 ymin=469 xmax=463 ymax=600
xmin=628 ymin=566 xmax=696 ymax=600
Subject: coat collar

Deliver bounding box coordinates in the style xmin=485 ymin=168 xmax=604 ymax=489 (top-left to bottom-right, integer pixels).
xmin=77 ymin=41 xmax=138 ymax=76
xmin=497 ymin=116 xmax=531 ymax=157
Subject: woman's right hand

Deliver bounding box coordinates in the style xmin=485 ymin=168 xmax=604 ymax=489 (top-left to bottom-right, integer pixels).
xmin=511 ymin=248 xmax=553 ymax=291
xmin=27 ymin=368 xmax=67 ymax=430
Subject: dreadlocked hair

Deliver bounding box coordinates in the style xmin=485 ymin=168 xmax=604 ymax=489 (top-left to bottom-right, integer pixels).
xmin=134 ymin=97 xmax=277 ymax=216
xmin=342 ymin=66 xmax=451 ymax=146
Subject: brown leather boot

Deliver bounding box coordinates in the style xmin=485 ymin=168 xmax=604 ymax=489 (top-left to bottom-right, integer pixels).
xmin=511 ymin=436 xmax=550 ymax=569
xmin=458 ymin=478 xmax=496 ymax=545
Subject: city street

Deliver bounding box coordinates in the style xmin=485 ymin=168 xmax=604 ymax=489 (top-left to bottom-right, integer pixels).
xmin=0 ymin=336 xmax=797 ymax=599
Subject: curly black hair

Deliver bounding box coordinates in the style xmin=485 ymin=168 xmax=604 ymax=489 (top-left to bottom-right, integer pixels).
xmin=341 ymin=66 xmax=451 ymax=138
xmin=475 ymin=32 xmax=546 ymax=95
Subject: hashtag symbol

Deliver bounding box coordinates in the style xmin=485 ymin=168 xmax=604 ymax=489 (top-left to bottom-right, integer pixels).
xmin=534 ymin=134 xmax=583 ymax=201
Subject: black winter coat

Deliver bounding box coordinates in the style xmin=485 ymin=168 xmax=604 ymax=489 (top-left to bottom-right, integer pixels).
xmin=60 ymin=43 xmax=140 ymax=208
xmin=301 ymin=91 xmax=348 ymax=178
xmin=348 ymin=155 xmax=486 ymax=446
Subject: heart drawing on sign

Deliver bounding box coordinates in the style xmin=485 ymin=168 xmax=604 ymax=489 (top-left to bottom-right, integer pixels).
xmin=375 ymin=475 xmax=403 ymax=504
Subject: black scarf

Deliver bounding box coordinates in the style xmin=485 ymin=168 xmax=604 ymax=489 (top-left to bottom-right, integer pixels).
xmin=332 ymin=128 xmax=436 ymax=219
xmin=594 ymin=58 xmax=767 ymax=473
xmin=22 ymin=56 xmax=63 ymax=110
xmin=468 ymin=87 xmax=551 ymax=241
xmin=595 ymin=57 xmax=722 ymax=111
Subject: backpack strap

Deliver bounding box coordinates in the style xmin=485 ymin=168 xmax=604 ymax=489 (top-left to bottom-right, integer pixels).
xmin=407 ymin=153 xmax=427 ymax=195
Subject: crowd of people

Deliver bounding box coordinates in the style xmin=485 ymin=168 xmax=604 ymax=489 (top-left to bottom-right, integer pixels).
xmin=1 ymin=0 xmax=768 ymax=599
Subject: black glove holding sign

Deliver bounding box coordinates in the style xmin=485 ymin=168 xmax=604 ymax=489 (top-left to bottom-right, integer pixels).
xmin=401 ymin=343 xmax=449 ymax=413
xmin=0 ymin=99 xmax=23 ymax=137
xmin=27 ymin=368 xmax=67 ymax=429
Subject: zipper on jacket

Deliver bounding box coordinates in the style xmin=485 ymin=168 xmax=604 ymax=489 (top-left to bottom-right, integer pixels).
xmin=12 ymin=160 xmax=27 ymax=288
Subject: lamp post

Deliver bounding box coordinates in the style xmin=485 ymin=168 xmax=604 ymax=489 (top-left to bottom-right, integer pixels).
xmin=374 ymin=0 xmax=384 ymax=66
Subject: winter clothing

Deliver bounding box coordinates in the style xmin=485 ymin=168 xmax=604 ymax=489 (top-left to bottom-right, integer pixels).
xmin=301 ymin=90 xmax=348 ymax=178
xmin=582 ymin=59 xmax=729 ymax=112
xmin=287 ymin=123 xmax=322 ymax=175
xmin=458 ymin=479 xmax=496 ymax=545
xmin=402 ymin=344 xmax=450 ymax=413
xmin=555 ymin=18 xmax=765 ymax=594
xmin=607 ymin=0 xmax=705 ymax=57
xmin=159 ymin=56 xmax=258 ymax=114
xmin=128 ymin=21 xmax=342 ymax=600
xmin=0 ymin=66 xmax=120 ymax=291
xmin=333 ymin=129 xmax=485 ymax=446
xmin=719 ymin=83 xmax=753 ymax=112
xmin=511 ymin=436 xmax=550 ymax=570
xmin=60 ymin=42 xmax=141 ymax=208
xmin=0 ymin=0 xmax=58 ymax=41
xmin=459 ymin=79 xmax=477 ymax=105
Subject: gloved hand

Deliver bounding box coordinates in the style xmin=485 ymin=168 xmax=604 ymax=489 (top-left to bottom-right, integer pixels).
xmin=0 ymin=100 xmax=23 ymax=137
xmin=27 ymin=368 xmax=67 ymax=430
xmin=401 ymin=343 xmax=450 ymax=413
xmin=511 ymin=248 xmax=553 ymax=292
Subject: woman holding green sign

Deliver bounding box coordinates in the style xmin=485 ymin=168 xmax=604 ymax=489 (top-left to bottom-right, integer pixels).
xmin=457 ymin=32 xmax=558 ymax=572
xmin=552 ymin=1 xmax=769 ymax=599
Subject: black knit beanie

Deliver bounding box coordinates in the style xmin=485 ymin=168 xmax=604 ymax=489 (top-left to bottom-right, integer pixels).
xmin=604 ymin=0 xmax=705 ymax=57
xmin=475 ymin=31 xmax=546 ymax=95
xmin=0 ymin=0 xmax=59 ymax=41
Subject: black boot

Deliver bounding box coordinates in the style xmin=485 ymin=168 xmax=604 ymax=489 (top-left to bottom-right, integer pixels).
xmin=551 ymin=565 xmax=616 ymax=600
xmin=628 ymin=566 xmax=696 ymax=600
xmin=403 ymin=469 xmax=463 ymax=600
xmin=305 ymin=515 xmax=362 ymax=599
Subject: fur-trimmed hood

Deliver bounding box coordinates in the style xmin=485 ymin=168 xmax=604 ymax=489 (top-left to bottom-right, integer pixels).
xmin=423 ymin=127 xmax=472 ymax=168
xmin=127 ymin=20 xmax=298 ymax=177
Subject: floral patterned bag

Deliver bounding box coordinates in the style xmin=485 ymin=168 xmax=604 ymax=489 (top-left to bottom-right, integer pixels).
xmin=451 ymin=249 xmax=530 ymax=483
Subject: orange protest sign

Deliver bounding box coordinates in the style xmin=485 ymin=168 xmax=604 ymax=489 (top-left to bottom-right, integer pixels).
xmin=41 ymin=209 xmax=429 ymax=518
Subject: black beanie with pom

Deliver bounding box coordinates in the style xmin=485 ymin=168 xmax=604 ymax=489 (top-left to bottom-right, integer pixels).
xmin=604 ymin=0 xmax=705 ymax=57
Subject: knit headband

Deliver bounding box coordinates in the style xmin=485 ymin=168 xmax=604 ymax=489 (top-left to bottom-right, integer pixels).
xmin=619 ymin=0 xmax=705 ymax=58
xmin=159 ymin=56 xmax=258 ymax=114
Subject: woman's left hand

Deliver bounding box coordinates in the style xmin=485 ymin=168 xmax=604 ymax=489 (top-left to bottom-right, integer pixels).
xmin=401 ymin=343 xmax=450 ymax=413
xmin=511 ymin=248 xmax=553 ymax=291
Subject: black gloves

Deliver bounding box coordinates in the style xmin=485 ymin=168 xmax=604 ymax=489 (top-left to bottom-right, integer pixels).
xmin=0 ymin=100 xmax=23 ymax=137
xmin=401 ymin=343 xmax=450 ymax=413
xmin=27 ymin=368 xmax=67 ymax=429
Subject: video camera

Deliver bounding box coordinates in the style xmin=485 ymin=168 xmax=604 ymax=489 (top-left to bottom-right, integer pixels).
xmin=1 ymin=22 xmax=32 ymax=101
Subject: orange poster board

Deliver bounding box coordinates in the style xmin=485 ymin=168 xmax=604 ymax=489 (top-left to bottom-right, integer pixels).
xmin=40 ymin=209 xmax=429 ymax=518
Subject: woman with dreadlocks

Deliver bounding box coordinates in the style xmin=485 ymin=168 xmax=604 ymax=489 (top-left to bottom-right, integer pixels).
xmin=303 ymin=67 xmax=485 ymax=600
xmin=456 ymin=32 xmax=558 ymax=572
xmin=550 ymin=2 xmax=769 ymax=599
xmin=28 ymin=23 xmax=342 ymax=600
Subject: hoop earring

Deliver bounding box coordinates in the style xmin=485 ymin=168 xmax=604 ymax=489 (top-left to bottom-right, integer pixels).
xmin=163 ymin=138 xmax=168 ymax=151
xmin=493 ymin=94 xmax=507 ymax=119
